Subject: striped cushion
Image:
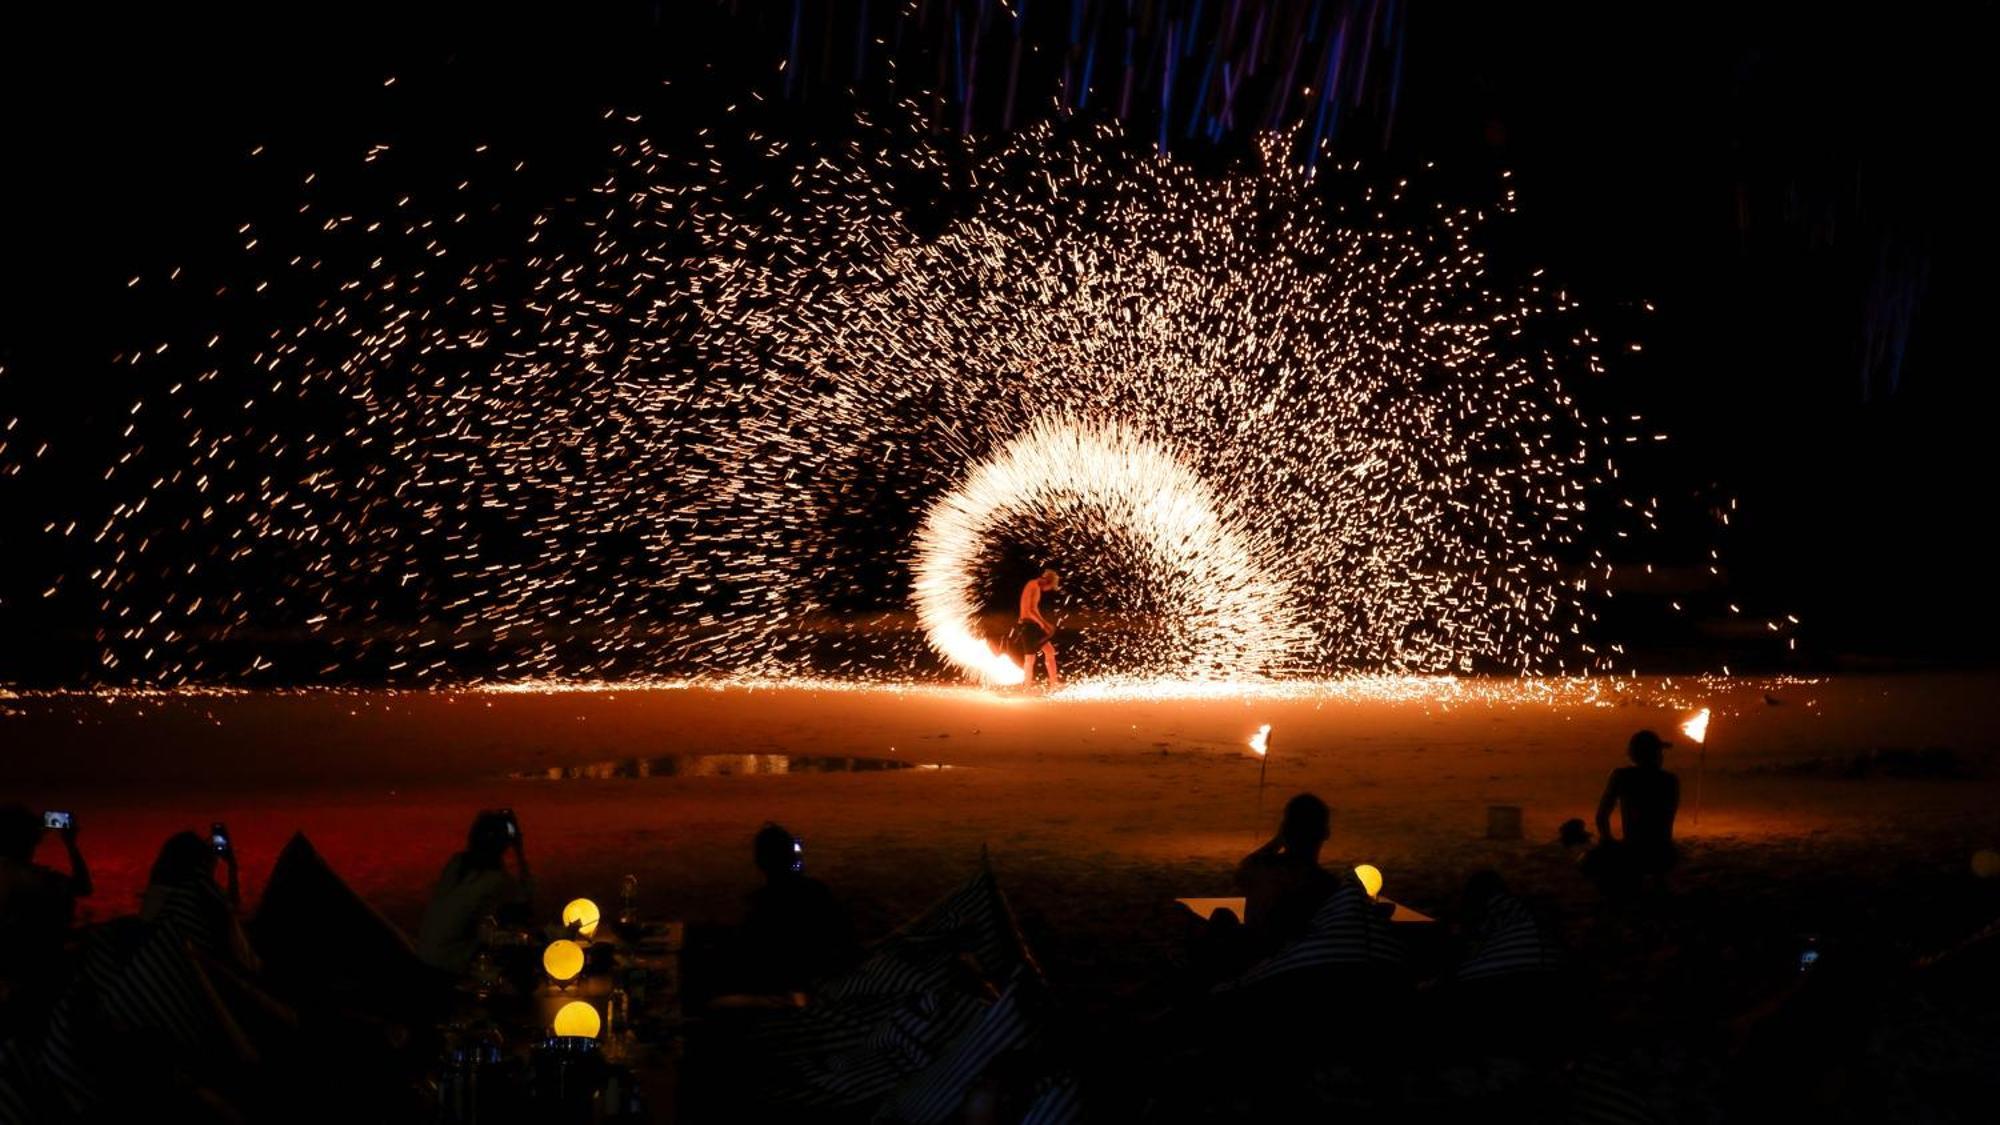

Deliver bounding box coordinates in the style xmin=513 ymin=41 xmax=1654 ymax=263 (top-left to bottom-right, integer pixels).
xmin=81 ymin=922 xmax=225 ymax=1051
xmin=39 ymin=918 xmax=239 ymax=1116
xmin=781 ymin=989 xmax=988 ymax=1107
xmin=817 ymin=933 xmax=967 ymax=1003
xmin=1223 ymin=880 xmax=1405 ymax=992
xmin=39 ymin=978 xmax=99 ymax=1114
xmin=750 ymin=992 xmax=908 ymax=1062
xmin=1567 ymin=1055 xmax=1666 ymax=1125
xmin=0 ymin=1037 xmax=41 ymax=1125
xmin=1019 ymin=1072 xmax=1085 ymax=1125
xmin=823 ymin=869 xmax=1038 ymax=1001
xmin=875 ymin=978 xmax=1032 ymax=1124
xmin=1454 ymin=894 xmax=1560 ymax=982
xmin=145 ymin=881 xmax=240 ymax=966
xmin=748 ymin=866 xmax=1048 ymax=1112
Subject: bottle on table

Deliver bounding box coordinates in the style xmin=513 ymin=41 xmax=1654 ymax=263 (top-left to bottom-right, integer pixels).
xmin=619 ymin=874 xmax=639 ymax=926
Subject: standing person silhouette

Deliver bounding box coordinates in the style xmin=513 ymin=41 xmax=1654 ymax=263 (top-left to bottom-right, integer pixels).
xmin=1016 ymin=568 xmax=1062 ymax=689
xmin=1590 ymin=729 xmax=1681 ymax=890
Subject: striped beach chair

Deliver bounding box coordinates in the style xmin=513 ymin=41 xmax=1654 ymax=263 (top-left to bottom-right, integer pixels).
xmin=748 ymin=864 xmax=1054 ymax=1116
xmin=875 ymin=976 xmax=1034 ymax=1124
xmin=1454 ymin=892 xmax=1561 ymax=983
xmin=1222 ymin=877 xmax=1407 ymax=993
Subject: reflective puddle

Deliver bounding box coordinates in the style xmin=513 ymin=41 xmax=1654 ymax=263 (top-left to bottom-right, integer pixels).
xmin=509 ymin=753 xmax=947 ymax=780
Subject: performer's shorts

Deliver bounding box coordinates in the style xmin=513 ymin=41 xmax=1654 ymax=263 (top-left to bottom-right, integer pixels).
xmin=1015 ymin=620 xmax=1051 ymax=653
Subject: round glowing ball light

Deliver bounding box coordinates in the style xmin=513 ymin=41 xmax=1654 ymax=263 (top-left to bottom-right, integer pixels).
xmin=1354 ymin=864 xmax=1384 ymax=899
xmin=1974 ymin=849 xmax=2000 ymax=879
xmin=543 ymin=939 xmax=585 ymax=983
xmin=552 ymin=1000 xmax=601 ymax=1039
xmin=563 ymin=897 xmax=601 ymax=939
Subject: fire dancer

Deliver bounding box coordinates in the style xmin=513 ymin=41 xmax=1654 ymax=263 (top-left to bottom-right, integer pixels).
xmin=1016 ymin=568 xmax=1062 ymax=688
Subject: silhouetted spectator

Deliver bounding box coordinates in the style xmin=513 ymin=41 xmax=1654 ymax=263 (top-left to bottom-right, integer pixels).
xmin=1585 ymin=729 xmax=1681 ymax=894
xmin=142 ymin=829 xmax=258 ymax=973
xmin=416 ymin=810 xmax=532 ymax=974
xmin=1558 ymin=817 xmax=1592 ymax=850
xmin=1235 ymin=793 xmax=1339 ymax=955
xmin=0 ymin=804 xmax=90 ymax=1033
xmin=741 ymin=823 xmax=855 ymax=994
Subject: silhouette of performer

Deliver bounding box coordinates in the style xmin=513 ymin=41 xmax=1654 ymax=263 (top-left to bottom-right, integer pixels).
xmin=1016 ymin=568 xmax=1062 ymax=688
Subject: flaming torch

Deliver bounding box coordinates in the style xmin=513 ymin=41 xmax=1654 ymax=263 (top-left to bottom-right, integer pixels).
xmin=1681 ymin=707 xmax=1711 ymax=827
xmin=1249 ymin=723 xmax=1272 ymax=803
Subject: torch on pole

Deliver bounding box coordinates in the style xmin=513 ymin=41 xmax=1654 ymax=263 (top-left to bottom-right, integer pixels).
xmin=1249 ymin=724 xmax=1272 ymax=814
xmin=1682 ymin=708 xmax=1711 ymax=827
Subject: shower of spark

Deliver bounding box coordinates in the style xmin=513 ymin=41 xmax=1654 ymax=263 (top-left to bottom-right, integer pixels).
xmin=912 ymin=419 xmax=1305 ymax=682
xmin=73 ymin=111 xmax=1663 ymax=686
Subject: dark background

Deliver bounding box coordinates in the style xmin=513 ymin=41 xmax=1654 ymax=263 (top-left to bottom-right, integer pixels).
xmin=2 ymin=1 xmax=1993 ymax=681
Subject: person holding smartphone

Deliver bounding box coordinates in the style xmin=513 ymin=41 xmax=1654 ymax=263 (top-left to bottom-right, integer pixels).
xmin=1 ymin=804 xmax=93 ymax=1028
xmin=417 ymin=809 xmax=534 ymax=974
xmin=738 ymin=822 xmax=857 ymax=996
xmin=141 ymin=828 xmax=258 ymax=974
xmin=0 ymin=804 xmax=91 ymax=909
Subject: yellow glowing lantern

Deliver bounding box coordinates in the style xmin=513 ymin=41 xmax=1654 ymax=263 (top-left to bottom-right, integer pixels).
xmin=542 ymin=938 xmax=585 ymax=983
xmin=1973 ymin=849 xmax=2000 ymax=879
xmin=1354 ymin=864 xmax=1384 ymax=899
xmin=552 ymin=1000 xmax=601 ymax=1039
xmin=562 ymin=897 xmax=601 ymax=940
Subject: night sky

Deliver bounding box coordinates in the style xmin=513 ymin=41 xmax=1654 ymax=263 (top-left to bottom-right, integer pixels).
xmin=2 ymin=1 xmax=1993 ymax=682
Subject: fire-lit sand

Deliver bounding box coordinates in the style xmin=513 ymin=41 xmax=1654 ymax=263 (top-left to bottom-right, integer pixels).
xmin=5 ymin=673 xmax=1997 ymax=993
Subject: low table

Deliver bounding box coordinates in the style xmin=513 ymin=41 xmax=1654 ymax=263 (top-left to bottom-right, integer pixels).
xmin=1175 ymin=896 xmax=1435 ymax=924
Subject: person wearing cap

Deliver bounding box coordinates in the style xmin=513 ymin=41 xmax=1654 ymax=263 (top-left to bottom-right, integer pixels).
xmin=1016 ymin=568 xmax=1063 ymax=689
xmin=1592 ymin=729 xmax=1681 ymax=879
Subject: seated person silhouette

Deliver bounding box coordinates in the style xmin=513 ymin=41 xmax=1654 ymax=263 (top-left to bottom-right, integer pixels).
xmin=416 ymin=810 xmax=533 ymax=974
xmin=1234 ymin=793 xmax=1340 ymax=956
xmin=1588 ymin=729 xmax=1681 ymax=890
xmin=739 ymin=823 xmax=856 ymax=996
xmin=142 ymin=829 xmax=259 ymax=975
